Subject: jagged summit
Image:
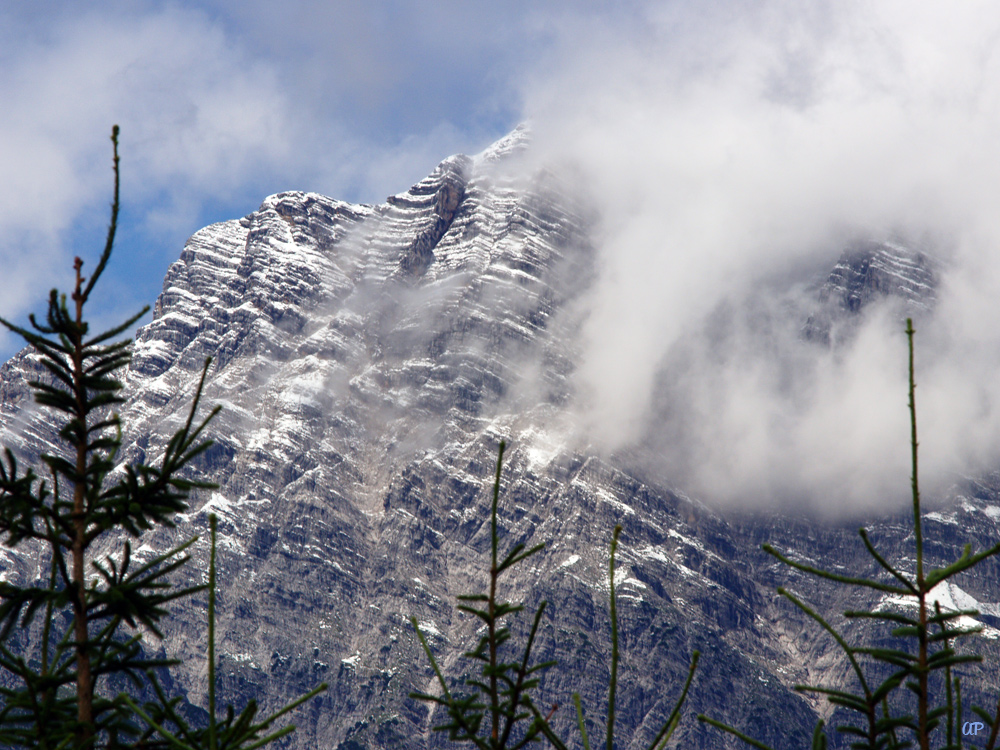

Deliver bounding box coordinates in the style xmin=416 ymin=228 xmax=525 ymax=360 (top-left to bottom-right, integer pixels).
xmin=1 ymin=128 xmax=998 ymax=750
xmin=474 ymin=121 xmax=531 ymax=163
xmin=802 ymin=238 xmax=941 ymax=346
xmin=820 ymin=238 xmax=940 ymax=313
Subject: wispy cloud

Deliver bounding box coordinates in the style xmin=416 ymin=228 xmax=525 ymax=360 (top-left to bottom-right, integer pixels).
xmin=523 ymin=1 xmax=1000 ymax=511
xmin=10 ymin=1 xmax=999 ymax=513
xmin=0 ymin=5 xmax=301 ymax=352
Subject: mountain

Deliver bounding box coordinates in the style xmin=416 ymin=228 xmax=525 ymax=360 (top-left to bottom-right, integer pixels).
xmin=2 ymin=126 xmax=999 ymax=750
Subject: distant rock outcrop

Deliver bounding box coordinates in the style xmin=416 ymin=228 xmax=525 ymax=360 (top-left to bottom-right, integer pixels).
xmin=802 ymin=239 xmax=941 ymax=345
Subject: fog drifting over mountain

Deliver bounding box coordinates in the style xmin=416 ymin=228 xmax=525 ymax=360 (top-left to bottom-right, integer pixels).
xmin=7 ymin=1 xmax=1000 ymax=515
xmin=522 ymin=2 xmax=1000 ymax=512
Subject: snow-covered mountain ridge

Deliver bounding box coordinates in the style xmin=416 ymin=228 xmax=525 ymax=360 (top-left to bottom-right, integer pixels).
xmin=1 ymin=127 xmax=998 ymax=750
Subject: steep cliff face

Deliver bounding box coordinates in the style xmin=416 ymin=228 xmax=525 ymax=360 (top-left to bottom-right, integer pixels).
xmin=1 ymin=127 xmax=999 ymax=750
xmin=803 ymin=239 xmax=941 ymax=345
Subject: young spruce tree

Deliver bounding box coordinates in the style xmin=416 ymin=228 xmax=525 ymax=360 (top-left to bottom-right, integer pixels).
xmin=699 ymin=319 xmax=1000 ymax=750
xmin=412 ymin=441 xmax=699 ymax=750
xmin=0 ymin=126 xmax=325 ymax=749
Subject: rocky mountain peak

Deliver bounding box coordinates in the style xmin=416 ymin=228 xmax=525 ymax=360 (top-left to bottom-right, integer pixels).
xmin=802 ymin=238 xmax=941 ymax=346
xmin=0 ymin=128 xmax=997 ymax=750
xmin=820 ymin=238 xmax=940 ymax=313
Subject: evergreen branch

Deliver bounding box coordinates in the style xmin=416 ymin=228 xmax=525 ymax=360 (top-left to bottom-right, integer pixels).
xmin=607 ymin=524 xmax=622 ymax=750
xmin=858 ymin=529 xmax=917 ymax=594
xmin=871 ymin=673 xmax=907 ymax=705
xmin=496 ymin=601 xmax=548 ymax=750
xmin=880 ymin=698 xmax=906 ymax=750
xmin=240 ymin=725 xmax=296 ymax=750
xmin=765 ymin=546 xmax=913 ymax=595
xmin=905 ymin=319 xmax=924 ymax=590
xmin=497 ymin=543 xmax=546 ymax=575
xmin=928 ymin=628 xmax=983 ymax=644
xmin=795 ymin=686 xmax=869 ymax=714
xmin=119 ymin=695 xmax=191 ymax=750
xmin=853 ymin=648 xmax=918 ymax=667
xmin=141 ymin=670 xmax=201 ymax=747
xmin=845 ymin=610 xmax=919 ymax=625
xmin=811 ymin=720 xmax=828 ymax=750
xmin=926 ymin=608 xmax=980 ymax=624
xmin=924 ymin=542 xmax=1000 ymax=589
xmin=208 ymin=515 xmax=217 ymax=750
xmin=574 ymin=693 xmax=592 ymax=750
xmin=925 ymin=653 xmax=981 ymax=669
xmin=936 ymin=601 xmax=956 ymax=750
xmin=489 ymin=440 xmax=506 ymax=745
xmin=698 ymin=714 xmax=778 ymax=750
xmin=0 ymin=319 xmax=71 ymax=356
xmin=779 ymin=588 xmax=871 ymax=698
xmin=411 ymin=617 xmax=456 ymax=704
xmin=523 ymin=698 xmax=571 ymax=750
xmin=644 ymin=650 xmax=699 ymax=750
xmin=36 ymin=357 xmax=76 ymax=390
xmin=83 ymin=306 xmax=149 ymax=349
xmin=242 ymin=683 xmax=328 ymax=743
xmin=80 ymin=126 xmax=120 ymax=304
xmin=986 ymin=690 xmax=1000 ymax=750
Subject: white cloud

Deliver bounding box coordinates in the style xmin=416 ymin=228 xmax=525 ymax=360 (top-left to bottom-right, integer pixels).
xmin=522 ymin=1 xmax=1000 ymax=511
xmin=0 ymin=5 xmax=303 ymax=352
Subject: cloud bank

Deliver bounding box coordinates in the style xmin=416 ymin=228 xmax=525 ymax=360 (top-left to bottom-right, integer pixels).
xmin=523 ymin=1 xmax=1000 ymax=512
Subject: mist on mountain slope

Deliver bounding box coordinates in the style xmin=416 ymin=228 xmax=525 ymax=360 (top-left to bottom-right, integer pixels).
xmin=517 ymin=2 xmax=1000 ymax=513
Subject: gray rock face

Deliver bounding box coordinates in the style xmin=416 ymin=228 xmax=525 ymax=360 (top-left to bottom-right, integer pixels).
xmin=803 ymin=239 xmax=941 ymax=345
xmin=2 ymin=126 xmax=999 ymax=750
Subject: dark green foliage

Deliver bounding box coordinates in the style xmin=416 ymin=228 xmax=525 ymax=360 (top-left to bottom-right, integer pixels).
xmin=0 ymin=126 xmax=325 ymax=749
xmin=411 ymin=441 xmax=699 ymax=750
xmin=699 ymin=319 xmax=1000 ymax=750
xmin=563 ymin=525 xmax=699 ymax=750
xmin=121 ymin=516 xmax=328 ymax=750
xmin=411 ymin=441 xmax=556 ymax=750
